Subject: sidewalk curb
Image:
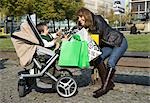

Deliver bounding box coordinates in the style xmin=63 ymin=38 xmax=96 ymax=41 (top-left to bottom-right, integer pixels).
xmin=123 ymin=52 xmax=150 ymax=58
xmin=0 ymin=50 xmax=149 ymax=58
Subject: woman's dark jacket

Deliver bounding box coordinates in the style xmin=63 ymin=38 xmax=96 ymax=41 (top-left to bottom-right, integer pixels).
xmin=89 ymin=15 xmax=124 ymax=47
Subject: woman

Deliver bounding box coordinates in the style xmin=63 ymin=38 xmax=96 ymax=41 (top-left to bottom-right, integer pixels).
xmin=77 ymin=8 xmax=128 ymax=98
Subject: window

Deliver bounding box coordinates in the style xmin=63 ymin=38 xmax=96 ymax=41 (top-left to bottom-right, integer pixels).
xmin=147 ymin=1 xmax=150 ymax=12
xmin=131 ymin=2 xmax=145 ymax=12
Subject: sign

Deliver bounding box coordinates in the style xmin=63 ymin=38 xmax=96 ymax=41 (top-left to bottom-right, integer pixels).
xmin=113 ymin=0 xmax=125 ymax=14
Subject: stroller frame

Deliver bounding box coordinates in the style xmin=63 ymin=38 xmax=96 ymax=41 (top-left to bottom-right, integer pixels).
xmin=20 ymin=47 xmax=59 ymax=82
xmin=13 ymin=16 xmax=77 ymax=98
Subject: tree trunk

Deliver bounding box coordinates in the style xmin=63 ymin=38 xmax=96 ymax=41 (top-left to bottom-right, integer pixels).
xmin=67 ymin=18 xmax=70 ymax=30
xmin=5 ymin=16 xmax=8 ymax=34
xmin=10 ymin=15 xmax=14 ymax=35
xmin=52 ymin=18 xmax=55 ymax=32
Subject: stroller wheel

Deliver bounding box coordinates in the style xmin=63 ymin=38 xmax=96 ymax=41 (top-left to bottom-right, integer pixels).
xmin=18 ymin=79 xmax=26 ymax=97
xmin=56 ymin=76 xmax=78 ymax=98
xmin=18 ymin=85 xmax=25 ymax=97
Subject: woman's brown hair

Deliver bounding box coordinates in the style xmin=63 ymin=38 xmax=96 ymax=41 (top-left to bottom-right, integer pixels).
xmin=76 ymin=7 xmax=94 ymax=29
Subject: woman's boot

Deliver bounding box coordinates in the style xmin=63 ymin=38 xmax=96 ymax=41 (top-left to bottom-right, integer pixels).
xmin=93 ymin=68 xmax=116 ymax=98
xmin=93 ymin=61 xmax=107 ymax=93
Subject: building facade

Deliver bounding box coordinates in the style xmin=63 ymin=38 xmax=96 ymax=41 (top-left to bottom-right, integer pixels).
xmin=129 ymin=0 xmax=150 ymax=19
xmin=83 ymin=0 xmax=113 ymax=15
xmin=129 ymin=0 xmax=150 ymax=32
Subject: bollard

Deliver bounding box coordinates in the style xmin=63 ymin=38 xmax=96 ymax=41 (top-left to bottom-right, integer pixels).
xmin=1 ymin=28 xmax=4 ymax=33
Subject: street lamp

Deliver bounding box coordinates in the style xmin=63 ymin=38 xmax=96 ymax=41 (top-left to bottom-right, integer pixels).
xmin=114 ymin=20 xmax=119 ymax=30
xmin=137 ymin=4 xmax=141 ymax=20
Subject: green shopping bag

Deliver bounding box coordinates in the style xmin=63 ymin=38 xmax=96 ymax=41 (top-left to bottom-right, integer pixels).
xmin=58 ymin=34 xmax=90 ymax=69
xmin=73 ymin=34 xmax=90 ymax=68
xmin=78 ymin=41 xmax=90 ymax=68
xmin=58 ymin=40 xmax=82 ymax=67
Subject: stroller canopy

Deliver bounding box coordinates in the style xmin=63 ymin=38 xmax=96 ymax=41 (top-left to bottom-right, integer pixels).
xmin=11 ymin=21 xmax=40 ymax=67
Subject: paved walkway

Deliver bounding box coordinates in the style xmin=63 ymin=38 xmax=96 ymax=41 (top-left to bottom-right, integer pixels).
xmin=0 ymin=59 xmax=149 ymax=103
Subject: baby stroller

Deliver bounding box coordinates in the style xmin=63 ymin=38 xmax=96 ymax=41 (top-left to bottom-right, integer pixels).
xmin=11 ymin=16 xmax=78 ymax=98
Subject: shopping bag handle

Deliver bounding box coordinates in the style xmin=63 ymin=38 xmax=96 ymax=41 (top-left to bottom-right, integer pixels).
xmin=72 ymin=34 xmax=81 ymax=41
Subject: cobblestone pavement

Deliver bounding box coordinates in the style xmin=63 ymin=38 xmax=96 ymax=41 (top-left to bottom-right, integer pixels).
xmin=0 ymin=52 xmax=150 ymax=103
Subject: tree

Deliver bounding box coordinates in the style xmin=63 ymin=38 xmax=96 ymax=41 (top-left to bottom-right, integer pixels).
xmin=1 ymin=0 xmax=84 ymax=32
xmin=56 ymin=0 xmax=84 ymax=28
xmin=0 ymin=0 xmax=5 ymax=19
xmin=1 ymin=0 xmax=84 ymax=20
xmin=34 ymin=0 xmax=84 ymax=29
xmin=35 ymin=0 xmax=84 ymax=20
xmin=0 ymin=0 xmax=36 ymax=16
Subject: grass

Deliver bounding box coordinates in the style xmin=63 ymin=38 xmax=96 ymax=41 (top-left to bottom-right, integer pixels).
xmin=0 ymin=37 xmax=15 ymax=51
xmin=125 ymin=34 xmax=150 ymax=52
xmin=0 ymin=33 xmax=150 ymax=52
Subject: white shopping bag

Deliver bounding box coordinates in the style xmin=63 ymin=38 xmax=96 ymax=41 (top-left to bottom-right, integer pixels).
xmin=76 ymin=28 xmax=102 ymax=61
xmin=88 ymin=40 xmax=102 ymax=61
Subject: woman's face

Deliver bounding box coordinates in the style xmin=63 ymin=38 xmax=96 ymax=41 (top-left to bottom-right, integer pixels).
xmin=78 ymin=16 xmax=85 ymax=26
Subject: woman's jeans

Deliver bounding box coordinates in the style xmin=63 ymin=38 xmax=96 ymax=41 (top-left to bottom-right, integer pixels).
xmin=99 ymin=38 xmax=128 ymax=69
